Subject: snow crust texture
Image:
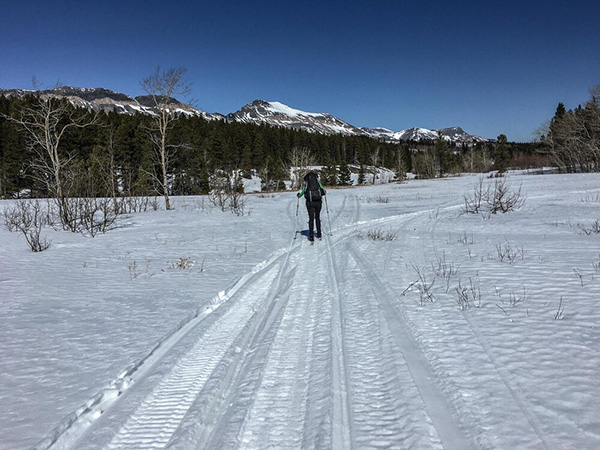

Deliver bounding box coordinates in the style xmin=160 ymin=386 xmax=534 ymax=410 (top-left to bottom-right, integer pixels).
xmin=2 ymin=172 xmax=600 ymax=450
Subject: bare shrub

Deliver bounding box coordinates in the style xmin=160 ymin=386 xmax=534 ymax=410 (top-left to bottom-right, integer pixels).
xmin=81 ymin=198 xmax=119 ymax=236
xmin=447 ymin=232 xmax=475 ymax=246
xmin=432 ymin=251 xmax=459 ymax=292
xmin=455 ymin=277 xmax=481 ymax=310
xmin=193 ymin=198 xmax=208 ymax=212
xmin=576 ymin=219 xmax=600 ymax=235
xmin=209 ymin=179 xmax=230 ymax=212
xmin=573 ymin=268 xmax=584 ymax=288
xmin=169 ymin=257 xmax=194 ymax=269
xmin=59 ymin=197 xmax=119 ymax=236
xmin=360 ymin=195 xmax=390 ymax=204
xmin=410 ymin=265 xmax=436 ymax=306
xmin=128 ymin=260 xmax=150 ymax=280
xmin=593 ymin=255 xmax=600 ymax=273
xmin=554 ymin=297 xmax=565 ymax=320
xmin=117 ymin=196 xmax=160 ymax=214
xmin=489 ymin=178 xmax=526 ymax=213
xmin=581 ymin=193 xmax=600 ymax=203
xmin=2 ymin=199 xmax=52 ymax=251
xmin=501 ymin=287 xmax=529 ymax=307
xmin=463 ymin=176 xmax=525 ymax=215
xmin=208 ymin=173 xmax=247 ymax=215
xmin=229 ymin=173 xmax=247 ymax=216
xmin=366 ymin=229 xmax=396 ymax=241
xmin=463 ymin=176 xmax=488 ymax=214
xmin=494 ymin=240 xmax=525 ymax=264
xmin=128 ymin=260 xmax=139 ymax=280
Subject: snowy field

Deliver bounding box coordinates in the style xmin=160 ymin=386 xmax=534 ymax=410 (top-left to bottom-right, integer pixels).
xmin=1 ymin=172 xmax=600 ymax=450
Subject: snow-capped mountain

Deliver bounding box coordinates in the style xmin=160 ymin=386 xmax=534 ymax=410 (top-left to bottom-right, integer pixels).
xmin=0 ymin=87 xmax=223 ymax=121
xmin=437 ymin=127 xmax=489 ymax=143
xmin=362 ymin=126 xmax=489 ymax=143
xmin=226 ymin=100 xmax=365 ymax=136
xmin=1 ymin=88 xmax=490 ymax=142
xmin=227 ymin=100 xmax=489 ymax=143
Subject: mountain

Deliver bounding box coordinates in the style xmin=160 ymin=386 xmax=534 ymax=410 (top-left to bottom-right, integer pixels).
xmin=362 ymin=126 xmax=489 ymax=143
xmin=0 ymin=87 xmax=223 ymax=121
xmin=226 ymin=100 xmax=365 ymax=136
xmin=227 ymin=100 xmax=490 ymax=143
xmin=437 ymin=127 xmax=490 ymax=143
xmin=0 ymin=88 xmax=491 ymax=143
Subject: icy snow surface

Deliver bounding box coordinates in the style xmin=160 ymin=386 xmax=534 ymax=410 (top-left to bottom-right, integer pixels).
xmin=2 ymin=172 xmax=600 ymax=449
xmin=266 ymin=101 xmax=322 ymax=118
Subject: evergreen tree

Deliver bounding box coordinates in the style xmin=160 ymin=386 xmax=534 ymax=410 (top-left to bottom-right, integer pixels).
xmin=338 ymin=159 xmax=352 ymax=186
xmin=0 ymin=101 xmax=29 ymax=197
xmin=358 ymin=163 xmax=366 ymax=185
xmin=493 ymin=134 xmax=510 ymax=174
xmin=434 ymin=132 xmax=450 ymax=177
xmin=320 ymin=158 xmax=338 ymax=186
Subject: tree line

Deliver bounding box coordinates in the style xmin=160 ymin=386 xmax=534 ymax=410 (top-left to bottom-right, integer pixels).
xmin=0 ymin=91 xmax=544 ymax=201
xmin=540 ymin=84 xmax=600 ymax=172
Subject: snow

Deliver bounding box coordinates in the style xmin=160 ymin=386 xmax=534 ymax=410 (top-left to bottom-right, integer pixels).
xmin=265 ymin=101 xmax=322 ymax=118
xmin=1 ymin=172 xmax=600 ymax=449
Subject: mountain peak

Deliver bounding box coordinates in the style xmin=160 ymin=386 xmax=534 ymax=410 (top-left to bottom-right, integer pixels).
xmin=0 ymin=88 xmax=491 ymax=142
xmin=226 ymin=100 xmax=361 ymax=135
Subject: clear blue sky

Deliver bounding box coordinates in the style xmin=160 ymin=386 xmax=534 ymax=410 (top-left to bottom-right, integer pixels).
xmin=2 ymin=0 xmax=599 ymax=142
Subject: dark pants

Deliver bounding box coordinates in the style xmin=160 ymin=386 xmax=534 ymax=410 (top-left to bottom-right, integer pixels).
xmin=306 ymin=200 xmax=322 ymax=238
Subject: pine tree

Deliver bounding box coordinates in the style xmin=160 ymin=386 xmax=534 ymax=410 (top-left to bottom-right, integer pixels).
xmin=434 ymin=131 xmax=450 ymax=177
xmin=338 ymin=159 xmax=352 ymax=186
xmin=358 ymin=163 xmax=366 ymax=185
xmin=493 ymin=134 xmax=510 ymax=174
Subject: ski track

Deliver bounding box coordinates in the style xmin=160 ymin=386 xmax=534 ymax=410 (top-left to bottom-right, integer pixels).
xmin=105 ymin=264 xmax=281 ymax=450
xmin=49 ymin=193 xmax=480 ymax=449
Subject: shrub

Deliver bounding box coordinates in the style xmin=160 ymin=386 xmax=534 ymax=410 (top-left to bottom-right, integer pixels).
xmin=2 ymin=199 xmax=53 ymax=252
xmin=463 ymin=176 xmax=525 ymax=214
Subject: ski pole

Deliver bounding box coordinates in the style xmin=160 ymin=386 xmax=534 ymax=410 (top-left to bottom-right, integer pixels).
xmin=324 ymin=195 xmax=332 ymax=236
xmin=294 ymin=196 xmax=300 ymax=239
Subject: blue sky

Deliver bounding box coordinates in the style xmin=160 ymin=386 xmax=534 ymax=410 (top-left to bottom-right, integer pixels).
xmin=2 ymin=0 xmax=599 ymax=142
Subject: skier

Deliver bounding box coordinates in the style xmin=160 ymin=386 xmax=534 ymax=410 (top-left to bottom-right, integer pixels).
xmin=297 ymin=171 xmax=327 ymax=241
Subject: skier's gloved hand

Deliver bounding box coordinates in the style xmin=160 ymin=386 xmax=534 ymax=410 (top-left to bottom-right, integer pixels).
xmin=297 ymin=192 xmax=302 ymax=198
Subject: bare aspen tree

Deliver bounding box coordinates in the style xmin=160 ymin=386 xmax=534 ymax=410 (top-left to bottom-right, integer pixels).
xmin=90 ymin=127 xmax=119 ymax=214
xmin=289 ymin=146 xmax=316 ymax=189
xmin=1 ymin=88 xmax=99 ymax=227
xmin=395 ymin=148 xmax=408 ymax=183
xmin=141 ymin=66 xmax=191 ymax=210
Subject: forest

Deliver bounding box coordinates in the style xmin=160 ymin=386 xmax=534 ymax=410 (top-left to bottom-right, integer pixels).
xmin=0 ymin=93 xmax=544 ymax=200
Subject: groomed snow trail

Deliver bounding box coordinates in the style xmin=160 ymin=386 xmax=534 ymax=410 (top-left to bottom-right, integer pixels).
xmin=51 ymin=193 xmax=473 ymax=450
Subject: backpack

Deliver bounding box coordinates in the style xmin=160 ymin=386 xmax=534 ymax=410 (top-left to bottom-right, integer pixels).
xmin=304 ymin=172 xmax=322 ymax=202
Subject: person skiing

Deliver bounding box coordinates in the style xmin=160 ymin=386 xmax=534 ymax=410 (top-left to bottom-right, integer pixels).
xmin=297 ymin=171 xmax=327 ymax=241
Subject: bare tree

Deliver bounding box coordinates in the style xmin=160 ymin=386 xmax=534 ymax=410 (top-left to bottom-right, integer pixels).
xmin=0 ymin=88 xmax=99 ymax=227
xmin=140 ymin=66 xmax=191 ymax=210
xmin=289 ymin=146 xmax=316 ymax=189
xmin=395 ymin=148 xmax=408 ymax=183
xmin=370 ymin=146 xmax=381 ymax=184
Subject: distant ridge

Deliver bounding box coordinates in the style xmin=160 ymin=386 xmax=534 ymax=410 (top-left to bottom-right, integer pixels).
xmin=0 ymin=87 xmax=491 ymax=143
